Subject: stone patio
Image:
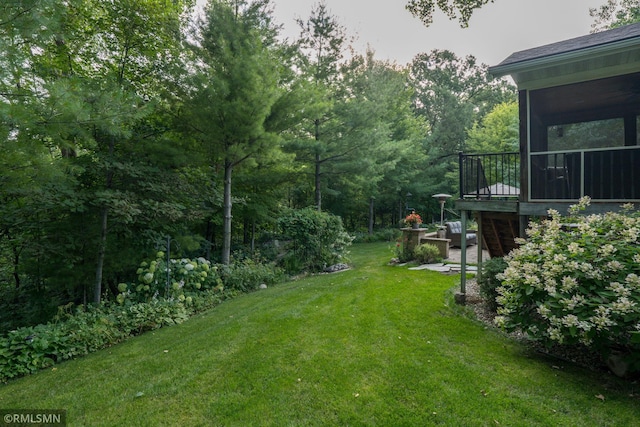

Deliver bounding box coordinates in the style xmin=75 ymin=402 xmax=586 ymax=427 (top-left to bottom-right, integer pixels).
xmin=408 ymin=246 xmax=490 ymax=274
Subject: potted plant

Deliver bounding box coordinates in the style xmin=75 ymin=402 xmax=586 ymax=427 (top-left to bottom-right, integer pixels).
xmin=404 ymin=211 xmax=422 ymax=229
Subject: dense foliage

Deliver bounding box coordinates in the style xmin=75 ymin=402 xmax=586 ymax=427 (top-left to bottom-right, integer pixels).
xmin=352 ymin=228 xmax=401 ymax=244
xmin=119 ymin=252 xmax=223 ymax=304
xmin=466 ymin=101 xmax=519 ymax=153
xmin=495 ymin=198 xmax=640 ymax=371
xmin=277 ymin=208 xmax=353 ymax=273
xmin=477 ymin=257 xmax=508 ymax=311
xmin=1 ymin=295 xmax=200 ymax=382
xmin=0 ymin=251 xmax=284 ymax=382
xmin=0 ymin=0 xmax=515 ymax=330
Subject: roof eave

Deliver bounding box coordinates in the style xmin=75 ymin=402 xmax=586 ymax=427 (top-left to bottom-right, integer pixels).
xmin=488 ymin=37 xmax=640 ymax=83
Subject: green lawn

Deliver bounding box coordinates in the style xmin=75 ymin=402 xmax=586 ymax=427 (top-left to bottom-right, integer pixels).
xmin=0 ymin=243 xmax=638 ymax=426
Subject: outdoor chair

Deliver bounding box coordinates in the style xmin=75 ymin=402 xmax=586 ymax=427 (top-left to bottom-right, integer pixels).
xmin=445 ymin=221 xmax=477 ymax=248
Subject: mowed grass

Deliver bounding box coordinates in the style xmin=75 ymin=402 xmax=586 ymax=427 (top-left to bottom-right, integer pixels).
xmin=1 ymin=243 xmax=639 ymax=426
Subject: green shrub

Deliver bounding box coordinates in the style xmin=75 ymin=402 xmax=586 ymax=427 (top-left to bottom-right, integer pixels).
xmin=117 ymin=299 xmax=189 ymax=334
xmin=219 ymin=259 xmax=284 ymax=292
xmin=393 ymin=239 xmax=413 ymax=263
xmin=413 ymin=243 xmax=441 ymax=264
xmin=0 ymin=326 xmax=58 ymax=379
xmin=117 ymin=253 xmax=223 ymax=305
xmin=0 ymin=251 xmax=280 ymax=383
xmin=478 ymin=257 xmax=508 ymax=311
xmin=0 ymin=299 xmax=192 ymax=382
xmin=353 ymin=228 xmax=401 ymax=243
xmin=187 ymin=288 xmax=237 ymax=314
xmin=495 ymin=197 xmax=640 ymax=372
xmin=278 ymin=208 xmax=353 ymax=273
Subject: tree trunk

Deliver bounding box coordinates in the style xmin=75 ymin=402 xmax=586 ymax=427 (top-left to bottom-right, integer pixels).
xmin=12 ymin=244 xmax=20 ymax=289
xmin=94 ymin=205 xmax=108 ymax=303
xmin=204 ymin=221 xmax=211 ymax=260
xmin=251 ymin=219 xmax=256 ymax=256
xmin=222 ymin=160 xmax=233 ymax=265
xmin=243 ymin=217 xmax=249 ymax=245
xmin=315 ymin=153 xmax=322 ymax=211
xmin=369 ymin=197 xmax=374 ymax=235
xmin=3 ymin=231 xmax=22 ymax=289
xmin=314 ymin=118 xmax=321 ymax=211
xmin=94 ymin=137 xmax=114 ymax=304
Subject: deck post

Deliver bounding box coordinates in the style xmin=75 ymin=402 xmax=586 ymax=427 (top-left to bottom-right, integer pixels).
xmin=476 ymin=211 xmax=483 ymax=282
xmin=455 ymin=211 xmax=468 ymax=305
xmin=458 ymin=152 xmax=464 ymax=198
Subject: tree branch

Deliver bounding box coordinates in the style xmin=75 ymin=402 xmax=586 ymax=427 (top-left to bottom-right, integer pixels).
xmin=406 ymin=0 xmax=494 ymax=27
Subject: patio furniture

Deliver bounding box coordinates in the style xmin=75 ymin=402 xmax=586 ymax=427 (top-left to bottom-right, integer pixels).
xmin=445 ymin=221 xmax=477 ymax=248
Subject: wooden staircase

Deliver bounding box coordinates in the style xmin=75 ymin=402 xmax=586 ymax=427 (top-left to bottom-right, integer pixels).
xmin=476 ymin=212 xmax=520 ymax=258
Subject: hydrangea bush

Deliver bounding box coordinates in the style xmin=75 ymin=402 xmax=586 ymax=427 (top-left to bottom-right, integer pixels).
xmin=494 ymin=197 xmax=640 ymax=370
xmin=117 ymin=252 xmax=223 ymax=306
xmin=0 ymin=251 xmax=283 ymax=382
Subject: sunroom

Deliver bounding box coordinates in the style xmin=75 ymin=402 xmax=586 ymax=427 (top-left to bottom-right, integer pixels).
xmin=453 ymin=22 xmax=640 ymax=301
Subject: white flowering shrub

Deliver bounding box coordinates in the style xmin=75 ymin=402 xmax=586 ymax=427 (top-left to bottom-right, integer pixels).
xmin=118 ymin=252 xmax=223 ymax=305
xmin=495 ymin=197 xmax=640 ymax=369
xmin=0 ymin=253 xmax=278 ymax=382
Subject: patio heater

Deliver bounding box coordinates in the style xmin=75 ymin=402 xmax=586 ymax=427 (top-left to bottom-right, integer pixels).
xmin=432 ymin=194 xmax=451 ymax=237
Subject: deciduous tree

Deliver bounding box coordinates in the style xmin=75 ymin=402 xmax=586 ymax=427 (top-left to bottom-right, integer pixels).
xmin=591 ymin=0 xmax=640 ymax=31
xmin=406 ymin=0 xmax=494 ymax=27
xmin=410 ymin=50 xmax=515 ymax=159
xmin=0 ymin=0 xmax=195 ymax=304
xmin=466 ymin=101 xmax=519 ymax=153
xmin=408 ymin=49 xmax=515 ymax=202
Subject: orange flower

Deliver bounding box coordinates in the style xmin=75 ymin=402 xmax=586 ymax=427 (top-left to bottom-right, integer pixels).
xmin=404 ymin=211 xmax=422 ymax=225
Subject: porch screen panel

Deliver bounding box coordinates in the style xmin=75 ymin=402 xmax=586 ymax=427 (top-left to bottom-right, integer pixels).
xmin=547 ymin=119 xmax=624 ymax=151
xmin=530 ymin=153 xmax=579 ymax=199
xmin=583 ymin=148 xmax=639 ymax=199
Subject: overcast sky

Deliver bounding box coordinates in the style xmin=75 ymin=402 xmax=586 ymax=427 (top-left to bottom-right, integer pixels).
xmin=270 ymin=0 xmax=607 ymax=66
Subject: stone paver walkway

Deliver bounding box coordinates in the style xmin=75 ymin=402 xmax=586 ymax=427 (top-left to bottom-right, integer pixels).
xmin=408 ymin=246 xmax=490 ymax=274
xmin=409 ymin=263 xmax=478 ymax=273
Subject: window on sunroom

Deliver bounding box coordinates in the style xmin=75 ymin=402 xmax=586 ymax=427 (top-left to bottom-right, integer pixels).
xmin=546 ymin=118 xmax=625 ymax=152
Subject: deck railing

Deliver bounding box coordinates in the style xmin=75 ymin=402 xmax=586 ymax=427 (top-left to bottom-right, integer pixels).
xmin=459 ymin=152 xmax=520 ymax=199
xmin=530 ymin=146 xmax=640 ymax=200
xmin=460 ymin=146 xmax=640 ymax=202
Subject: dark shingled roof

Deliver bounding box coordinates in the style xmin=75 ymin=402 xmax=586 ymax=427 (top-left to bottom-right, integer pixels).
xmin=492 ymin=22 xmax=640 ymax=69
